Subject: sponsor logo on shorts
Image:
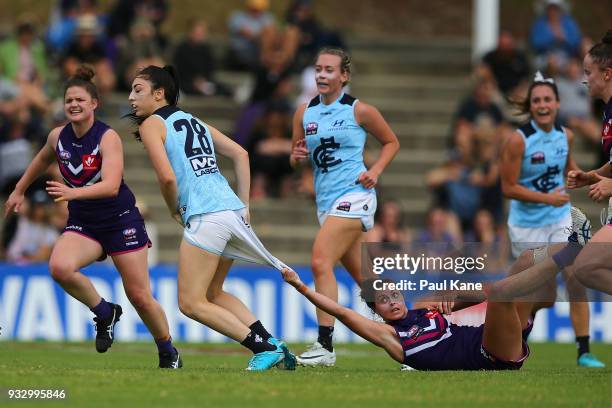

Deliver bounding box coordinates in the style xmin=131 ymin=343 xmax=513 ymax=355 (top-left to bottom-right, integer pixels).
xmin=123 ymin=228 xmax=137 ymax=237
xmin=306 ymin=122 xmax=318 ymax=135
xmin=178 ymin=205 xmax=187 ymax=216
xmin=363 ymin=204 xmax=369 ymax=211
xmin=480 ymin=345 xmax=496 ymax=362
xmin=336 ymin=201 xmax=351 ymax=212
xmin=65 ymin=225 xmax=83 ymax=231
xmin=119 ymin=210 xmax=130 ymax=217
xmin=125 ymin=241 xmax=140 ymax=246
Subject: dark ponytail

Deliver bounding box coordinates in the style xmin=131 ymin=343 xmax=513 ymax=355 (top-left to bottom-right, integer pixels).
xmin=588 ymin=29 xmax=612 ymax=71
xmin=64 ymin=65 xmax=98 ymax=100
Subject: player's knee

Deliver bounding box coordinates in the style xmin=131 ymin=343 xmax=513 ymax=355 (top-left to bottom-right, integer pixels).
xmin=311 ymin=256 xmax=332 ymax=278
xmin=125 ymin=288 xmax=151 ymax=311
xmin=49 ymin=260 xmax=75 ymax=283
xmin=178 ymin=296 xmax=205 ymax=318
xmin=508 ymin=250 xmax=535 ymax=277
xmin=573 ymin=260 xmax=600 ymax=288
xmin=206 ymin=286 xmax=222 ymax=302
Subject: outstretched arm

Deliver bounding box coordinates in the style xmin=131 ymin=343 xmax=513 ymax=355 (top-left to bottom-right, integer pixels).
xmin=281 ymin=269 xmax=403 ymax=361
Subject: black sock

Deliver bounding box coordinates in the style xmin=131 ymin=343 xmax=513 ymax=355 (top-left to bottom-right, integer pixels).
xmin=318 ymin=326 xmax=334 ymax=352
xmin=576 ymin=335 xmax=590 ymax=358
xmin=249 ymin=320 xmax=272 ymax=342
xmin=155 ymin=337 xmax=175 ymax=354
xmin=241 ymin=331 xmax=276 ymax=354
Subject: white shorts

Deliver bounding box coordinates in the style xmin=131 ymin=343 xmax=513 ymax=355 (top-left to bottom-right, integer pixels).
xmin=317 ymin=192 xmax=377 ymax=232
xmin=508 ymin=212 xmax=572 ymax=258
xmin=183 ymin=209 xmax=288 ymax=271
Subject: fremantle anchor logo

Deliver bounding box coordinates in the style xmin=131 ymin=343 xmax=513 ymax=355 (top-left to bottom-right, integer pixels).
xmin=312 ymin=137 xmax=342 ymax=173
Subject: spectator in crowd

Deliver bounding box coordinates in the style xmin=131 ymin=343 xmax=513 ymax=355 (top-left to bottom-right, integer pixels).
xmin=366 ymin=200 xmax=412 ymax=245
xmin=106 ymin=0 xmax=168 ymax=50
xmin=285 ymin=0 xmax=346 ymax=72
xmin=451 ymin=79 xmax=508 ymax=161
xmin=413 ymin=206 xmax=462 ymax=248
xmin=62 ymin=14 xmax=116 ymax=96
xmin=426 ymin=147 xmax=499 ymax=234
xmin=5 ymin=189 xmax=59 ymax=264
xmin=556 ymin=56 xmax=600 ymax=145
xmin=173 ymin=18 xmax=232 ymax=97
xmin=233 ymin=38 xmax=294 ymax=147
xmin=116 ymin=18 xmax=164 ymax=91
xmin=226 ymin=0 xmax=275 ymax=71
xmin=0 ymin=16 xmax=50 ymax=114
xmin=530 ymin=0 xmax=581 ymax=73
xmin=46 ymin=0 xmax=106 ymax=58
xmin=247 ymin=104 xmax=293 ymax=199
xmin=478 ymin=29 xmax=530 ymax=99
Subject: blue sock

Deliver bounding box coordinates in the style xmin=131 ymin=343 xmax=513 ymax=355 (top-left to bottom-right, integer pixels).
xmin=156 ymin=337 xmax=175 ymax=354
xmin=90 ymin=298 xmax=112 ymax=320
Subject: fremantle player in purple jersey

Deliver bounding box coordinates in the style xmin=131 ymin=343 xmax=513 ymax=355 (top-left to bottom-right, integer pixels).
xmin=280 ymin=266 xmax=541 ymax=370
xmin=3 ymin=66 xmax=182 ymax=368
xmin=565 ymin=30 xmax=612 ymax=295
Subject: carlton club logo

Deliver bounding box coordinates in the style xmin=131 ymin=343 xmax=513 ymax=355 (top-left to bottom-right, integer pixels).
xmin=312 ymin=137 xmax=342 ymax=173
xmin=532 ymin=165 xmax=560 ymax=193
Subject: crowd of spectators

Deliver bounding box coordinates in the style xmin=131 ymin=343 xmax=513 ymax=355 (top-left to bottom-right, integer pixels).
xmin=0 ymin=0 xmax=602 ymax=264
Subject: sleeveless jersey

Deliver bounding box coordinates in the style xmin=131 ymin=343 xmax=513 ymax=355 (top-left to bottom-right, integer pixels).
xmin=391 ymin=309 xmax=488 ymax=370
xmin=601 ymin=98 xmax=612 ymax=165
xmin=508 ymin=120 xmax=570 ymax=228
xmin=302 ymin=93 xmax=371 ymax=211
xmin=153 ymin=105 xmax=244 ymax=223
xmin=55 ymin=120 xmax=137 ymax=222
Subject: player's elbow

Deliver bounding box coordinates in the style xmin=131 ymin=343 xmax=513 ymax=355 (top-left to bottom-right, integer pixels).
xmin=159 ymin=175 xmax=177 ymax=188
xmin=501 ymin=183 xmax=515 ymax=199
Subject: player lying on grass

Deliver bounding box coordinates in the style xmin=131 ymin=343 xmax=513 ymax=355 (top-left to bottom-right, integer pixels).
xmin=281 ymin=208 xmax=596 ymax=370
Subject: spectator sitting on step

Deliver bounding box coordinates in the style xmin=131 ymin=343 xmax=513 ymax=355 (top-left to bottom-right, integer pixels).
xmin=62 ymin=14 xmax=116 ymax=96
xmin=530 ymin=0 xmax=581 ymax=73
xmin=5 ymin=189 xmax=59 ymax=264
xmin=226 ymin=0 xmax=275 ymax=71
xmin=247 ymin=104 xmax=294 ymax=200
xmin=556 ymin=56 xmax=600 ymax=145
xmin=366 ymin=199 xmax=412 ymax=245
xmin=413 ymin=206 xmax=462 ymax=250
xmin=451 ymin=78 xmax=509 ymax=157
xmin=173 ymin=18 xmax=232 ymax=97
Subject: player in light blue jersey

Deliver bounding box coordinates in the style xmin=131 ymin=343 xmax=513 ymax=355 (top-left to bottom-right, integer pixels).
xmin=501 ymin=71 xmax=604 ymax=368
xmin=128 ymin=65 xmax=296 ymax=371
xmin=290 ymin=48 xmax=400 ymax=366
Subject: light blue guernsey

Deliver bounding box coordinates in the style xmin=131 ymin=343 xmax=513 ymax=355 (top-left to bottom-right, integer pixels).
xmin=153 ymin=105 xmax=245 ymax=223
xmin=508 ymin=120 xmax=570 ymax=227
xmin=302 ymin=93 xmax=372 ymax=211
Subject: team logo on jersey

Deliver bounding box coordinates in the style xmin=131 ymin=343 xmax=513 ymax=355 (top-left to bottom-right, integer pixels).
xmin=336 ymin=201 xmax=351 ymax=212
xmin=530 ymin=151 xmax=545 ymax=164
xmin=306 ymin=122 xmax=319 ymax=135
xmin=123 ymin=228 xmax=137 ymax=238
xmin=604 ymin=121 xmax=611 ymax=137
xmin=406 ymin=325 xmax=424 ymax=340
xmin=531 ymin=165 xmax=560 ymax=193
xmin=82 ymin=154 xmax=99 ymax=170
xmin=59 ymin=150 xmax=71 ymax=160
xmin=312 ymin=137 xmax=342 ymax=173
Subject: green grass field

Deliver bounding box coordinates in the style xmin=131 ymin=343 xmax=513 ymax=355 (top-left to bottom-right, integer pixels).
xmin=0 ymin=342 xmax=610 ymax=408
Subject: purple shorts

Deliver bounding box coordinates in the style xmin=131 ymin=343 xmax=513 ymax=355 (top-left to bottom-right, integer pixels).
xmin=63 ymin=216 xmax=151 ymax=258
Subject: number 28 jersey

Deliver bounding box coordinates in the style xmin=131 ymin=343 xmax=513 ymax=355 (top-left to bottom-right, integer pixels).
xmin=154 ymin=105 xmax=245 ymax=223
xmin=303 ymin=93 xmax=371 ymax=212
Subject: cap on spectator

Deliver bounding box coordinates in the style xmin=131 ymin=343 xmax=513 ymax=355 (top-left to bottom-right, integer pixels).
xmin=75 ymin=14 xmax=101 ymax=36
xmin=246 ymin=0 xmax=270 ymax=11
xmin=540 ymin=0 xmax=569 ymax=12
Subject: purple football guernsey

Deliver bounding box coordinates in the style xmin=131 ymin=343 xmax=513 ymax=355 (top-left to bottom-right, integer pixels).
xmin=56 ymin=120 xmax=138 ymax=222
xmin=390 ymin=308 xmax=530 ymax=371
xmin=56 ymin=120 xmax=150 ymax=256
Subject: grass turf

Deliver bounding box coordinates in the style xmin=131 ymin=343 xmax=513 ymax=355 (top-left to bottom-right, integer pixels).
xmin=0 ymin=342 xmax=610 ymax=408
